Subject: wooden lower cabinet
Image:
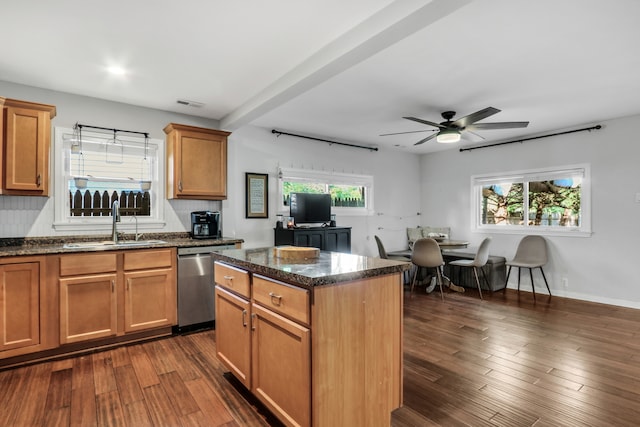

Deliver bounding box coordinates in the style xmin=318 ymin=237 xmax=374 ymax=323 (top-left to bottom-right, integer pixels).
xmin=215 ymin=286 xmax=252 ymax=388
xmin=1 ymin=248 xmax=177 ymax=366
xmin=0 ymin=262 xmax=41 ymax=352
xmin=251 ymin=303 xmax=310 ymax=427
xmin=59 ymin=273 xmax=118 ymax=344
xmin=124 ymin=268 xmax=175 ymax=332
xmin=58 ymin=248 xmax=176 ymax=345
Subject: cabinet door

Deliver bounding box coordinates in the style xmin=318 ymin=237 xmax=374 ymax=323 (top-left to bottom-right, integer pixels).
xmin=0 ymin=263 xmax=40 ymax=352
xmin=293 ymin=230 xmax=324 ymax=249
xmin=215 ymin=286 xmax=251 ymax=388
xmin=251 ymin=303 xmax=310 ymax=427
xmin=3 ymin=106 xmax=50 ymax=195
xmin=59 ymin=273 xmax=117 ymax=344
xmin=164 ymin=123 xmax=230 ymax=200
xmin=124 ymin=268 xmax=176 ymax=333
xmin=324 ymin=229 xmax=351 ymax=253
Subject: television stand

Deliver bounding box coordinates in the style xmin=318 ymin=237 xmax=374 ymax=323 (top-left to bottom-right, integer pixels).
xmin=274 ymin=226 xmax=351 ymax=253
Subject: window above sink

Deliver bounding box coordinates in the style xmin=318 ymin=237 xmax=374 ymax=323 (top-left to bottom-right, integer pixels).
xmin=52 ymin=127 xmax=167 ymax=233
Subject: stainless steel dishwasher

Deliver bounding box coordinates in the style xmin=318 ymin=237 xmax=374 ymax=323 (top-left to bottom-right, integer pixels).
xmin=176 ymin=245 xmax=234 ymax=333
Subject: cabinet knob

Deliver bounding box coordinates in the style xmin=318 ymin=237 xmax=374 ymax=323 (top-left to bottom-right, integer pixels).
xmin=250 ymin=313 xmax=256 ymax=331
xmin=37 ymin=174 xmax=42 ymax=187
xmin=178 ymin=180 xmax=183 ymax=192
xmin=242 ymin=309 xmax=247 ymax=327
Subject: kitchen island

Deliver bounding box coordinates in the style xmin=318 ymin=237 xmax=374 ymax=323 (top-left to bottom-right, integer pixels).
xmin=212 ymin=247 xmax=410 ymax=427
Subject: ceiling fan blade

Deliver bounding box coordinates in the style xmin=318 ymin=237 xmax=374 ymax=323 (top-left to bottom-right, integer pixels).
xmin=379 ymin=129 xmax=437 ymax=136
xmin=452 ymin=107 xmax=501 ymax=128
xmin=414 ymin=133 xmax=438 ymax=145
xmin=466 ymin=121 xmax=529 ymax=130
xmin=465 ymin=130 xmax=485 ymax=140
xmin=403 ymin=116 xmax=446 ymax=129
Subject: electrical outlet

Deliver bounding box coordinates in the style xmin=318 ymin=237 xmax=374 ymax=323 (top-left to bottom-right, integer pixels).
xmin=562 ymin=277 xmax=569 ymax=288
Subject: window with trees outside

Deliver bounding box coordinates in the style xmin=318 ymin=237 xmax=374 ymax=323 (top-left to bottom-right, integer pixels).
xmin=277 ymin=167 xmax=373 ymax=216
xmin=472 ymin=164 xmax=591 ymax=236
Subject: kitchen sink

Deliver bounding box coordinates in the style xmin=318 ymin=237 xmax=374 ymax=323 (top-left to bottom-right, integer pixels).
xmin=63 ymin=239 xmax=166 ymax=249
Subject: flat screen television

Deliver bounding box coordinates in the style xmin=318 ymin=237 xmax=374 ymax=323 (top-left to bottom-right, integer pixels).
xmin=290 ymin=193 xmax=331 ymax=225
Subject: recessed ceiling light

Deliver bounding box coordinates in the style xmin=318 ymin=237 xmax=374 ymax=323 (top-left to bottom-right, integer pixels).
xmin=107 ymin=66 xmax=127 ymax=76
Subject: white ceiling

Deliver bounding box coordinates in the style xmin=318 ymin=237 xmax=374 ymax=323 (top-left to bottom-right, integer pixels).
xmin=3 ymin=0 xmax=640 ymax=153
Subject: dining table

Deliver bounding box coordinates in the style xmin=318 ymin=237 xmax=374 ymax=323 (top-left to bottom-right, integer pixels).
xmin=387 ymin=239 xmax=470 ymax=259
xmin=387 ymin=239 xmax=470 ymax=292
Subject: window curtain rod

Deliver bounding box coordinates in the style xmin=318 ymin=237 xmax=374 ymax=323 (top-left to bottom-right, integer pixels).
xmin=459 ymin=125 xmax=602 ymax=152
xmin=272 ymin=129 xmax=378 ymax=152
xmin=75 ymin=123 xmax=149 ymax=139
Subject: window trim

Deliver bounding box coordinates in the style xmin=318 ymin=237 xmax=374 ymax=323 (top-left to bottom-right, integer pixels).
xmin=52 ymin=126 xmax=166 ymax=232
xmin=471 ymin=163 xmax=591 ymax=237
xmin=277 ymin=167 xmax=374 ymax=217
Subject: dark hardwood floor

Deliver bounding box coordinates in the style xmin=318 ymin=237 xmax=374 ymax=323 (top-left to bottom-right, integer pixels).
xmin=394 ymin=287 xmax=640 ymax=427
xmin=2 ymin=287 xmax=640 ymax=426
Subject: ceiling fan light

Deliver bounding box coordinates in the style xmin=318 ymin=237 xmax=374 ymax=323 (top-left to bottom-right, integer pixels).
xmin=436 ymin=129 xmax=461 ymax=143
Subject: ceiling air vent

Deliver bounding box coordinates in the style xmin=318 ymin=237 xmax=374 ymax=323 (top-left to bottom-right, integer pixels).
xmin=176 ymin=99 xmax=205 ymax=108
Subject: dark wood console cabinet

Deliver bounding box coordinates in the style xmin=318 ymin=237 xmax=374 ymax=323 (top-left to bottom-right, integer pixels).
xmin=274 ymin=227 xmax=351 ymax=253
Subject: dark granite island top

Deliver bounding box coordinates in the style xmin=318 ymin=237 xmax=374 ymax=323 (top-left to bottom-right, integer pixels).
xmin=211 ymin=246 xmax=411 ymax=287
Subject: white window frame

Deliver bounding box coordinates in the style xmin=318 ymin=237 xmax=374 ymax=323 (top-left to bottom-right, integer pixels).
xmin=53 ymin=126 xmax=166 ymax=232
xmin=471 ymin=163 xmax=591 ymax=237
xmin=277 ymin=167 xmax=374 ymax=217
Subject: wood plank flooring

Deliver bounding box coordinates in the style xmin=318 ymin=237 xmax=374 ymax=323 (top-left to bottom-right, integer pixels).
xmin=394 ymin=287 xmax=640 ymax=426
xmin=1 ymin=288 xmax=640 ymax=426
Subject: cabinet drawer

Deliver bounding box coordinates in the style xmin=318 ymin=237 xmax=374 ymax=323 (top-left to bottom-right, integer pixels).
xmin=124 ymin=248 xmax=174 ymax=271
xmin=253 ymin=275 xmax=309 ymax=325
xmin=215 ymin=262 xmax=250 ymax=298
xmin=59 ymin=253 xmax=117 ymax=276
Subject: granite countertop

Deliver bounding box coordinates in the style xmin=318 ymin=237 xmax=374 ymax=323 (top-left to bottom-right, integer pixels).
xmin=212 ymin=247 xmax=411 ymax=287
xmin=0 ymin=233 xmax=244 ymax=257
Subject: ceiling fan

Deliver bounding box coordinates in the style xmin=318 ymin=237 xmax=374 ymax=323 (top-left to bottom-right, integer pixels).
xmin=382 ymin=107 xmax=529 ymax=145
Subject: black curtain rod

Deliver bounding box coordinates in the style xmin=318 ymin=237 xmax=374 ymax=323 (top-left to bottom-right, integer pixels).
xmin=75 ymin=123 xmax=149 ymax=138
xmin=459 ymin=125 xmax=602 ymax=152
xmin=272 ymin=129 xmax=378 ymax=152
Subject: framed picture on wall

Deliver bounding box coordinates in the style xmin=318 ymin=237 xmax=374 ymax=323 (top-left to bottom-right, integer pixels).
xmin=245 ymin=172 xmax=268 ymax=218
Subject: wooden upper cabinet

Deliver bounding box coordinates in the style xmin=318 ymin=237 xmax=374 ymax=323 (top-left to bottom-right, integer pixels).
xmin=1 ymin=97 xmax=56 ymax=196
xmin=163 ymin=123 xmax=231 ymax=200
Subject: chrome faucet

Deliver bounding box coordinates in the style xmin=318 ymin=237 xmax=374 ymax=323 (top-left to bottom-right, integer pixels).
xmin=111 ymin=200 xmax=120 ymax=243
xmin=132 ymin=215 xmax=143 ymax=241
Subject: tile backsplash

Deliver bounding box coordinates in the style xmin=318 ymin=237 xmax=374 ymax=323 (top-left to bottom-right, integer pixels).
xmin=0 ymin=195 xmax=222 ymax=238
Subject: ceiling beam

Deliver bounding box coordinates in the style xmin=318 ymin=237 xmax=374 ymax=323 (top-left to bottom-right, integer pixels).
xmin=220 ymin=0 xmax=474 ymax=131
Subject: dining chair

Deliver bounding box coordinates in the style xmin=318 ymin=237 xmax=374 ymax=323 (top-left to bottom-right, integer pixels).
xmin=410 ymin=238 xmax=444 ymax=300
xmin=448 ymin=237 xmax=492 ymax=299
xmin=505 ymin=235 xmax=551 ymax=300
xmin=375 ymin=235 xmax=408 ymax=261
xmin=375 ymin=235 xmax=412 ymax=285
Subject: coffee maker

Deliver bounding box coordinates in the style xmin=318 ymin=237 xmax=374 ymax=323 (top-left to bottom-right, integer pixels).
xmin=191 ymin=211 xmax=221 ymax=239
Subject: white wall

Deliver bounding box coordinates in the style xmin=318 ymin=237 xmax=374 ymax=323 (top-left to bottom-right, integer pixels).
xmin=6 ymin=80 xmax=637 ymax=309
xmin=0 ymin=82 xmax=422 ymax=255
xmin=0 ymin=81 xmax=223 ymax=237
xmin=223 ymin=125 xmax=422 ymax=256
xmin=420 ymin=114 xmax=640 ymax=309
